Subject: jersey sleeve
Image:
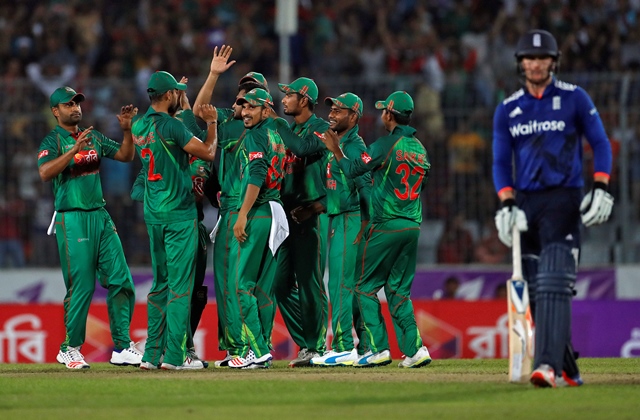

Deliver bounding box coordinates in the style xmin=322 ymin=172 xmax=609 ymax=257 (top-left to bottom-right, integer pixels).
xmin=343 ymin=136 xmax=372 ymax=221
xmin=93 ymin=130 xmax=121 ymax=159
xmin=336 ymin=139 xmax=385 ymax=178
xmin=130 ymin=168 xmax=145 ymax=202
xmin=492 ymin=103 xmax=514 ymax=194
xmin=274 ymin=118 xmax=326 ymax=156
xmin=37 ymin=135 xmax=60 ymax=167
xmin=244 ymin=130 xmax=269 ymax=188
xmin=575 ymin=87 xmax=612 ymax=177
xmin=165 ymin=118 xmax=196 ymax=149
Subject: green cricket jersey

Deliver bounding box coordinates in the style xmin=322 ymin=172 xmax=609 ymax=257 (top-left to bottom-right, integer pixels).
xmin=337 ymin=125 xmax=430 ymax=224
xmin=326 ymin=125 xmax=372 ymax=218
xmin=238 ymin=118 xmax=286 ymax=207
xmin=131 ymin=107 xmax=196 ymax=224
xmin=37 ymin=126 xmax=120 ymax=211
xmin=280 ymin=114 xmax=330 ymax=210
xmin=182 ymin=108 xmax=246 ymax=212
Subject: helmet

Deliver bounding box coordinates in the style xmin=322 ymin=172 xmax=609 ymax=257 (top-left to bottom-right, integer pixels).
xmin=515 ymin=29 xmax=559 ymax=60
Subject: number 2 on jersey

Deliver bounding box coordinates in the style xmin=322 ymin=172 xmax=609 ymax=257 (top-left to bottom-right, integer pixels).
xmin=394 ymin=163 xmax=424 ymax=200
xmin=141 ymin=148 xmax=162 ymax=181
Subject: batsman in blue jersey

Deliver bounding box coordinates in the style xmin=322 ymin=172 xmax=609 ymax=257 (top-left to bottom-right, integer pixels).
xmin=492 ymin=29 xmax=614 ymax=388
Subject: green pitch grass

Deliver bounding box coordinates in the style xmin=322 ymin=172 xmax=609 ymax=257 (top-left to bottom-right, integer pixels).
xmin=1 ymin=358 xmax=639 ymax=419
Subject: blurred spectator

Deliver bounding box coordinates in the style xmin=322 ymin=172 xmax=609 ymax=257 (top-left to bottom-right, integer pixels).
xmin=434 ymin=276 xmax=461 ymax=300
xmin=0 ymin=184 xmax=27 ymax=268
xmin=494 ymin=283 xmax=507 ymax=300
xmin=436 ymin=213 xmax=474 ymax=264
xmin=474 ymin=218 xmax=510 ymax=264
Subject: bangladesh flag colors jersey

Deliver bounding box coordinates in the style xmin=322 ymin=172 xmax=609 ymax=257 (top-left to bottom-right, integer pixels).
xmin=337 ymin=125 xmax=430 ymax=224
xmin=182 ymin=108 xmax=246 ymax=212
xmin=281 ymin=114 xmax=330 ymax=210
xmin=238 ymin=118 xmax=286 ymax=208
xmin=326 ymin=125 xmax=371 ymax=218
xmin=132 ymin=107 xmax=196 ymax=224
xmin=37 ymin=126 xmax=120 ymax=211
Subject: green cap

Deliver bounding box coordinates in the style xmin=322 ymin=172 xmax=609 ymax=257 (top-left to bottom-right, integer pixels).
xmin=50 ymin=86 xmax=85 ymax=107
xmin=235 ymin=88 xmax=274 ymax=108
xmin=239 ymin=71 xmax=269 ymax=92
xmin=324 ymin=92 xmax=363 ymax=117
xmin=278 ymin=77 xmax=318 ymax=104
xmin=375 ymin=91 xmax=414 ymax=117
xmin=147 ymin=71 xmax=186 ymax=95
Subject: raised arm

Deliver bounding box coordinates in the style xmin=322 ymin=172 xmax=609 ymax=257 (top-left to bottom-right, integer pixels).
xmin=193 ymin=45 xmax=236 ymax=118
xmin=113 ymin=104 xmax=138 ymax=162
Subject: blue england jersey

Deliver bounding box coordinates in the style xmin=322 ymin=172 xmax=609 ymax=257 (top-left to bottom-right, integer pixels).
xmin=492 ymin=78 xmax=612 ymax=194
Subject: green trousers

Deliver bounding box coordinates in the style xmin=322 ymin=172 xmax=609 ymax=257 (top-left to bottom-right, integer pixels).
xmin=275 ymin=212 xmax=328 ymax=353
xmin=213 ymin=210 xmax=241 ymax=352
xmin=187 ymin=221 xmax=208 ymax=350
xmin=55 ymin=208 xmax=135 ymax=351
xmin=230 ymin=203 xmax=277 ymax=358
xmin=143 ymin=219 xmax=197 ymax=366
xmin=353 ymin=219 xmax=423 ymax=358
xmin=328 ymin=211 xmax=363 ymax=352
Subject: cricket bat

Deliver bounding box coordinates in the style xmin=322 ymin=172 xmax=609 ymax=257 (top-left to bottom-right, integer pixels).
xmin=507 ymin=224 xmax=534 ymax=383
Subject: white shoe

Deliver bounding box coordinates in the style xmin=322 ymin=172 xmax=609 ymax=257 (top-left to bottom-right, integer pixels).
xmin=398 ymin=346 xmax=432 ymax=368
xmin=530 ymin=364 xmax=557 ymax=388
xmin=110 ymin=341 xmax=143 ymax=366
xmin=56 ymin=346 xmax=90 ymax=369
xmin=160 ymin=356 xmax=204 ymax=370
xmin=186 ymin=348 xmax=209 ymax=368
xmin=229 ymin=349 xmax=273 ymax=369
xmin=353 ymin=350 xmax=392 ymax=368
xmin=311 ymin=349 xmax=359 ymax=367
xmin=139 ymin=361 xmax=158 ymax=370
xmin=288 ymin=348 xmax=318 ymax=367
xmin=214 ymin=352 xmax=234 ymax=368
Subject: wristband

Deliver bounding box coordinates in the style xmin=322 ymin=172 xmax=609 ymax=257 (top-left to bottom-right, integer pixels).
xmin=593 ymin=181 xmax=608 ymax=191
xmin=207 ymin=121 xmax=217 ymax=127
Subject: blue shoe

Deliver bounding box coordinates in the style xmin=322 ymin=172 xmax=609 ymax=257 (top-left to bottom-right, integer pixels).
xmin=311 ymin=349 xmax=358 ymax=367
xmin=353 ymin=350 xmax=392 ymax=368
xmin=557 ymin=370 xmax=584 ymax=387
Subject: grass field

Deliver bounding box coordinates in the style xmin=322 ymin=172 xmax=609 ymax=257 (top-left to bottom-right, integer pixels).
xmin=1 ymin=358 xmax=639 ymax=419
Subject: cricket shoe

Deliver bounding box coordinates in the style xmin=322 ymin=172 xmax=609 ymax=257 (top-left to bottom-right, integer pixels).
xmin=398 ymin=346 xmax=432 ymax=368
xmin=557 ymin=371 xmax=584 ymax=387
xmin=229 ymin=349 xmax=273 ymax=369
xmin=161 ymin=357 xmax=205 ymax=370
xmin=288 ymin=348 xmax=319 ymax=367
xmin=353 ymin=350 xmax=392 ymax=368
xmin=530 ymin=364 xmax=557 ymax=388
xmin=139 ymin=361 xmax=158 ymax=370
xmin=110 ymin=341 xmax=143 ymax=366
xmin=214 ymin=352 xmax=235 ymax=368
xmin=186 ymin=348 xmax=209 ymax=368
xmin=311 ymin=349 xmax=359 ymax=367
xmin=56 ymin=346 xmax=90 ymax=369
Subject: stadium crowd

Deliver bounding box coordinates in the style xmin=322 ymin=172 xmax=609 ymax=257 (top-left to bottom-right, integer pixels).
xmin=1 ymin=0 xmax=639 ymax=267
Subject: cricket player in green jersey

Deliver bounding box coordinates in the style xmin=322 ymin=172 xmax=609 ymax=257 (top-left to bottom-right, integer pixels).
xmin=37 ymin=86 xmax=142 ymax=369
xmin=227 ymin=88 xmax=287 ymax=369
xmin=309 ymin=93 xmax=371 ymax=367
xmin=134 ymin=71 xmax=218 ymax=371
xmin=183 ymin=46 xmax=275 ymax=367
xmin=320 ymin=91 xmax=433 ymax=369
xmin=277 ymin=77 xmax=331 ymax=367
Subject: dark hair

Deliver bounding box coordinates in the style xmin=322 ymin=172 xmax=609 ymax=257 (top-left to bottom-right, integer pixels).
xmin=149 ymin=91 xmax=167 ymax=104
xmin=389 ymin=110 xmax=411 ymax=125
xmin=295 ymin=93 xmax=315 ymax=112
xmin=238 ymin=82 xmax=264 ymax=94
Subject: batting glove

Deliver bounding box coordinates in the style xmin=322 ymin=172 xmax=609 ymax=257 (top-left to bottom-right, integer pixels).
xmin=494 ymin=198 xmax=528 ymax=247
xmin=580 ymin=182 xmax=614 ymax=227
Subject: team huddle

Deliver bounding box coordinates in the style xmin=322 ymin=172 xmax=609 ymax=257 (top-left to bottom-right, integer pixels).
xmin=37 ymin=45 xmax=433 ymax=371
xmin=37 ymin=29 xmax=614 ymax=387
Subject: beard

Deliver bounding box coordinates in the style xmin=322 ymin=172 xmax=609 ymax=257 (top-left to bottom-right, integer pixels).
xmin=168 ymin=101 xmax=180 ymax=116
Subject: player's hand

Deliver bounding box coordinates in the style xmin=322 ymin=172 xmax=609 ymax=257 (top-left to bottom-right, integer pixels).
xmin=494 ymin=199 xmax=528 ymax=247
xmin=210 ymin=44 xmax=236 ymax=75
xmin=290 ymin=206 xmax=311 ymax=224
xmin=71 ymin=126 xmax=94 ymax=153
xmin=199 ymin=104 xmax=218 ymax=124
xmin=234 ymin=213 xmax=248 ymax=242
xmin=117 ymin=105 xmax=138 ymax=131
xmin=318 ymin=130 xmax=340 ymax=153
xmin=580 ymin=182 xmax=614 ymax=226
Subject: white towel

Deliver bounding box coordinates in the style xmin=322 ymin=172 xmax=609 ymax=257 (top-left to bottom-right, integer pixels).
xmin=47 ymin=211 xmax=57 ymax=235
xmin=269 ymin=201 xmax=289 ymax=256
xmin=209 ymin=216 xmax=222 ymax=244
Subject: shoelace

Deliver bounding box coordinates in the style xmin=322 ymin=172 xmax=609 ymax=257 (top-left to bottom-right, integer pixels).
xmin=67 ymin=347 xmax=85 ymax=362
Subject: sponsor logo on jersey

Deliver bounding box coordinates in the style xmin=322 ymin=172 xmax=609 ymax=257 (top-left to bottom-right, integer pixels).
xmin=77 ymin=238 xmax=89 ymax=242
xmin=509 ymin=107 xmax=523 ymax=118
xmin=326 ymin=162 xmax=332 ymax=177
xmin=38 ymin=150 xmax=49 ymax=159
xmin=361 ymin=152 xmax=372 ymax=164
xmin=553 ymin=96 xmax=561 ymax=110
xmin=509 ymin=120 xmax=566 ymax=137
xmin=249 ymin=152 xmax=263 ymax=161
xmin=73 ymin=150 xmax=99 ymax=165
